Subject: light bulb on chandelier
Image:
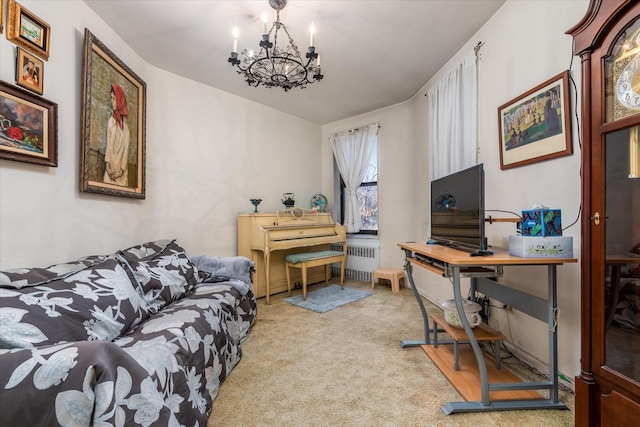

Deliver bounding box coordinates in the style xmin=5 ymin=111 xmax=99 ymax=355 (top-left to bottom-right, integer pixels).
xmin=228 ymin=0 xmax=323 ymax=91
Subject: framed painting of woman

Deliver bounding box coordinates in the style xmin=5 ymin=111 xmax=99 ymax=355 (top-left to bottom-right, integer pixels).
xmin=80 ymin=28 xmax=146 ymax=199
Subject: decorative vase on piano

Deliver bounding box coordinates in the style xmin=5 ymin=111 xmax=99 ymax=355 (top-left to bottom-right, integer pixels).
xmin=282 ymin=193 xmax=295 ymax=209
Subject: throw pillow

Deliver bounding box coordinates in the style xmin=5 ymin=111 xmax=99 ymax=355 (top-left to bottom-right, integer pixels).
xmin=117 ymin=239 xmax=199 ymax=312
xmin=0 ymin=259 xmax=149 ymax=349
xmin=0 ymin=254 xmax=111 ymax=289
xmin=118 ymin=239 xmax=174 ymax=261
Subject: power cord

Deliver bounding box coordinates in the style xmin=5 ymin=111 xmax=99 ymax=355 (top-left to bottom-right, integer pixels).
xmin=467 ymin=289 xmax=491 ymax=323
xmin=562 ymin=37 xmax=582 ymax=233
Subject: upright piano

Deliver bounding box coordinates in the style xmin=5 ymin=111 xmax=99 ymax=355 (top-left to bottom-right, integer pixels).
xmin=237 ymin=209 xmax=347 ymax=302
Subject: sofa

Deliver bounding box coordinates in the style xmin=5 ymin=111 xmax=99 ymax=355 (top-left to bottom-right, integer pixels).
xmin=0 ymin=239 xmax=256 ymax=427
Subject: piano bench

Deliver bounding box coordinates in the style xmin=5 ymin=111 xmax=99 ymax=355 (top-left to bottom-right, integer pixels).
xmin=285 ymin=250 xmax=346 ymax=301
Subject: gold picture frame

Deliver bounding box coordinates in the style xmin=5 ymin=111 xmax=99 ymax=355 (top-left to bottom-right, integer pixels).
xmin=16 ymin=47 xmax=44 ymax=95
xmin=6 ymin=0 xmax=50 ymax=60
xmin=498 ymin=71 xmax=572 ymax=170
xmin=0 ymin=80 xmax=58 ymax=167
xmin=80 ymin=28 xmax=146 ymax=199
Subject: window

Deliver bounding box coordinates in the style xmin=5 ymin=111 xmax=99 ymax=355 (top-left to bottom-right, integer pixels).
xmin=337 ymin=141 xmax=378 ymax=235
xmin=330 ymin=122 xmax=379 ymax=234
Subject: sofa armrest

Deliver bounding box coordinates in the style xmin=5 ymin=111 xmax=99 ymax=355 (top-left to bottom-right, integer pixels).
xmin=189 ymin=255 xmax=254 ymax=294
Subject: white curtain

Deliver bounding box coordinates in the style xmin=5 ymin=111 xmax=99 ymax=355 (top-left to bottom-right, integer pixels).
xmin=330 ymin=122 xmax=379 ymax=233
xmin=428 ymin=49 xmax=478 ymax=180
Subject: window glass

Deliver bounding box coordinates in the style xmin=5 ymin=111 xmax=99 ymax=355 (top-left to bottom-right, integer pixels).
xmin=357 ymin=184 xmax=378 ymax=232
xmin=338 ymin=143 xmax=378 ymax=234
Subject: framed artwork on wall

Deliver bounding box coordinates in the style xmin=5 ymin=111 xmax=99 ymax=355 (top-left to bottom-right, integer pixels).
xmin=16 ymin=47 xmax=44 ymax=95
xmin=0 ymin=80 xmax=58 ymax=167
xmin=6 ymin=0 xmax=50 ymax=60
xmin=497 ymin=71 xmax=572 ymax=170
xmin=1 ymin=0 xmax=4 ymax=34
xmin=80 ymin=28 xmax=146 ymax=199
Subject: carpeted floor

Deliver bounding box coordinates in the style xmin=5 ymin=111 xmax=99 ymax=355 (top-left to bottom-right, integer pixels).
xmin=209 ymin=280 xmax=574 ymax=426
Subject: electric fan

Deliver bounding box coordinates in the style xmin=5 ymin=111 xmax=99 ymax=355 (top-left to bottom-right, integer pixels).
xmin=310 ymin=193 xmax=328 ymax=212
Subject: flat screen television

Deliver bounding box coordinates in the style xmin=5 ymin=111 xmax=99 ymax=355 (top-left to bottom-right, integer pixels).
xmin=429 ymin=164 xmax=489 ymax=255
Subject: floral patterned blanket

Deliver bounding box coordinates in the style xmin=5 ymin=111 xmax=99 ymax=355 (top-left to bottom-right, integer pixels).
xmin=0 ymin=239 xmax=256 ymax=427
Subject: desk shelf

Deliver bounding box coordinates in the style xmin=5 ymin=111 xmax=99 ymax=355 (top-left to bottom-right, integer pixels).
xmin=430 ymin=313 xmax=505 ymax=371
xmin=408 ymin=256 xmax=502 ymax=278
xmin=421 ymin=344 xmax=542 ymax=403
xmin=430 ymin=313 xmax=505 ymax=343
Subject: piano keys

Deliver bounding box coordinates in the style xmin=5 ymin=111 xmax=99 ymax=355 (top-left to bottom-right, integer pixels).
xmin=238 ymin=209 xmax=347 ymax=303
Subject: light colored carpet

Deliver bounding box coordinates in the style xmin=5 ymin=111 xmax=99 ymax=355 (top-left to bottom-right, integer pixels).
xmin=209 ymin=280 xmax=574 ymax=426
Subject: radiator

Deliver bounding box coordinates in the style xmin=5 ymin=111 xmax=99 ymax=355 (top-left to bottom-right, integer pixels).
xmin=331 ymin=242 xmax=379 ymax=282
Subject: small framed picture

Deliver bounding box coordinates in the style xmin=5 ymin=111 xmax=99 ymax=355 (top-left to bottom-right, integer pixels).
xmin=0 ymin=80 xmax=58 ymax=167
xmin=6 ymin=0 xmax=50 ymax=60
xmin=497 ymin=71 xmax=572 ymax=170
xmin=16 ymin=47 xmax=44 ymax=95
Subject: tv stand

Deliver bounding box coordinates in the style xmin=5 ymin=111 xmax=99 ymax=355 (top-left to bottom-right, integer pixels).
xmin=470 ymin=249 xmax=493 ymax=257
xmin=428 ymin=240 xmax=492 ymax=257
xmin=397 ymin=242 xmax=576 ymax=414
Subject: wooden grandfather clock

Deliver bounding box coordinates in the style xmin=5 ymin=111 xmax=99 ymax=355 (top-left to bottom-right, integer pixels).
xmin=568 ymin=1 xmax=640 ymax=425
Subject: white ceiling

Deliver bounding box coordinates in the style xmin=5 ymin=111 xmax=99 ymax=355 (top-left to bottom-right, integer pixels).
xmin=83 ymin=0 xmax=505 ymax=125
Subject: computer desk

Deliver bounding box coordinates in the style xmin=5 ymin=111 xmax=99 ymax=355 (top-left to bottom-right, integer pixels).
xmin=397 ymin=242 xmax=577 ymax=414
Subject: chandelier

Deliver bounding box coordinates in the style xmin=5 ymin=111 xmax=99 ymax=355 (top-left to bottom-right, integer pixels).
xmin=228 ymin=0 xmax=323 ymax=91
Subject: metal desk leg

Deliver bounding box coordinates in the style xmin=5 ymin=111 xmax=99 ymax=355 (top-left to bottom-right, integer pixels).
xmin=442 ymin=266 xmax=491 ymax=414
xmin=456 ymin=266 xmax=490 ymax=404
xmin=548 ymin=265 xmax=559 ymax=403
xmin=400 ymin=248 xmax=441 ymax=347
xmin=453 ymin=341 xmax=460 ymax=371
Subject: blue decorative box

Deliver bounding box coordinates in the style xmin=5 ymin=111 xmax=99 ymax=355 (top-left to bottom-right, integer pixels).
xmin=521 ymin=209 xmax=562 ymax=236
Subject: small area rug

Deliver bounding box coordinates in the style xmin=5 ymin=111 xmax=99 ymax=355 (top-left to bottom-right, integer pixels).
xmin=284 ymin=284 xmax=372 ymax=313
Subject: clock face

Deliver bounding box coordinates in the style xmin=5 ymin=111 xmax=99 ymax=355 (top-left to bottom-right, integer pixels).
xmin=616 ymin=54 xmax=640 ymax=110
xmin=609 ymin=27 xmax=640 ymax=121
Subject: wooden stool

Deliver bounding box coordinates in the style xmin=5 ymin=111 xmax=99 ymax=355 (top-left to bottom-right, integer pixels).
xmin=285 ymin=250 xmax=346 ymax=300
xmin=371 ymin=268 xmax=405 ymax=293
